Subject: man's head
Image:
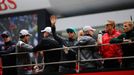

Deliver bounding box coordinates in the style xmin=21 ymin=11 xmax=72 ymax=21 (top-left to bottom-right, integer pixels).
xmin=66 ymin=27 xmax=76 ymax=39
xmin=105 ymin=20 xmax=116 ymax=33
xmin=19 ymin=29 xmax=31 ymax=43
xmin=1 ymin=31 xmax=11 ymax=43
xmin=41 ymin=27 xmax=51 ymax=38
xmin=123 ymin=21 xmax=134 ymax=32
xmin=83 ymin=26 xmax=96 ymax=36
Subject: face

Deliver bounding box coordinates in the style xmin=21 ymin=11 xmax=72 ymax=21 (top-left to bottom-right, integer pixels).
xmin=67 ymin=32 xmax=75 ymax=39
xmin=24 ymin=35 xmax=30 ymax=43
xmin=123 ymin=23 xmax=132 ymax=32
xmin=88 ymin=30 xmax=94 ymax=36
xmin=43 ymin=32 xmax=49 ymax=38
xmin=105 ymin=24 xmax=113 ymax=33
xmin=2 ymin=35 xmax=11 ymax=43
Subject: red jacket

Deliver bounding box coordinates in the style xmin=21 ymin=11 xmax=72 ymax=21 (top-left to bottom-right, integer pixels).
xmin=100 ymin=29 xmax=122 ymax=62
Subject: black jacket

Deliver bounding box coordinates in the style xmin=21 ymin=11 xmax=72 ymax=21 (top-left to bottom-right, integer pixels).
xmin=0 ymin=41 xmax=16 ymax=66
xmin=0 ymin=41 xmax=17 ymax=75
xmin=33 ymin=36 xmax=60 ymax=63
xmin=51 ymin=26 xmax=77 ymax=68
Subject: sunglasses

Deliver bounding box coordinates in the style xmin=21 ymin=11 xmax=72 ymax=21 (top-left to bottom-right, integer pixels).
xmin=67 ymin=31 xmax=74 ymax=33
xmin=2 ymin=35 xmax=8 ymax=38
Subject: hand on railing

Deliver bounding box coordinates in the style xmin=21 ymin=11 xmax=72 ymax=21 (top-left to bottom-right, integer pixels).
xmin=63 ymin=45 xmax=69 ymax=54
xmin=33 ymin=65 xmax=40 ymax=73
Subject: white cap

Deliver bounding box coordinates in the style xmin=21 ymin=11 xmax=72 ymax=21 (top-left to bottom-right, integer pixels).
xmin=83 ymin=26 xmax=96 ymax=32
xmin=41 ymin=27 xmax=51 ymax=33
xmin=19 ymin=29 xmax=32 ymax=36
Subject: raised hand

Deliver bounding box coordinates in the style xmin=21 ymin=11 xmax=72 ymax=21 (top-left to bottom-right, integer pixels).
xmin=50 ymin=15 xmax=57 ymax=27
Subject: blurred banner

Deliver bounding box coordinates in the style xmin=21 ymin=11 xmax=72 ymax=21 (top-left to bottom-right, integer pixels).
xmin=0 ymin=0 xmax=51 ymax=14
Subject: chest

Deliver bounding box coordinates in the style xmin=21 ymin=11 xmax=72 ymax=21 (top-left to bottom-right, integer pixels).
xmin=66 ymin=40 xmax=76 ymax=47
xmin=103 ymin=34 xmax=119 ymax=43
xmin=1 ymin=44 xmax=11 ymax=51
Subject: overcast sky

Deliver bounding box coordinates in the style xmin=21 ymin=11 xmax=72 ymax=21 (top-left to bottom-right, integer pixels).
xmin=56 ymin=8 xmax=134 ymax=31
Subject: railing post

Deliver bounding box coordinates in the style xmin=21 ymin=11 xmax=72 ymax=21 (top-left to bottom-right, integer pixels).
xmin=76 ymin=45 xmax=80 ymax=73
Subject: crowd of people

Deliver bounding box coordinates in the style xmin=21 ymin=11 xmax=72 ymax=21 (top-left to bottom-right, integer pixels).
xmin=0 ymin=15 xmax=134 ymax=75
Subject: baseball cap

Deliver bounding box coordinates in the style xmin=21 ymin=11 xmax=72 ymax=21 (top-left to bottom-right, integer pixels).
xmin=83 ymin=26 xmax=96 ymax=32
xmin=41 ymin=27 xmax=51 ymax=33
xmin=19 ymin=29 xmax=32 ymax=36
xmin=1 ymin=31 xmax=11 ymax=37
xmin=66 ymin=27 xmax=76 ymax=33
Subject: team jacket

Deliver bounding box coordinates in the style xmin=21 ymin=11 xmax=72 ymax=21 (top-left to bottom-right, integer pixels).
xmin=100 ymin=29 xmax=122 ymax=62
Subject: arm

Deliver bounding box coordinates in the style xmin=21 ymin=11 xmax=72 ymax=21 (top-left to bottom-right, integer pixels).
xmin=110 ymin=33 xmax=126 ymax=44
xmin=20 ymin=43 xmax=33 ymax=51
xmin=33 ymin=40 xmax=46 ymax=52
xmin=17 ymin=41 xmax=33 ymax=52
xmin=0 ymin=43 xmax=16 ymax=54
xmin=50 ymin=15 xmax=66 ymax=46
xmin=3 ymin=45 xmax=16 ymax=54
xmin=51 ymin=26 xmax=66 ymax=44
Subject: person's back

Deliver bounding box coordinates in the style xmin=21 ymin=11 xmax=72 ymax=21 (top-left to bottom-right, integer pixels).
xmin=36 ymin=38 xmax=60 ymax=72
xmin=33 ymin=35 xmax=60 ymax=72
xmin=76 ymin=26 xmax=102 ymax=71
xmin=76 ymin=36 xmax=101 ymax=70
xmin=39 ymin=37 xmax=60 ymax=63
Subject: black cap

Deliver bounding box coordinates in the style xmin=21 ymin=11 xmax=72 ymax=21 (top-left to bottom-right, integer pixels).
xmin=1 ymin=31 xmax=11 ymax=37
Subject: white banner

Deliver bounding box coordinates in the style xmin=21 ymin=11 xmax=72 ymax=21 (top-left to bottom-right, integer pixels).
xmin=0 ymin=0 xmax=51 ymax=14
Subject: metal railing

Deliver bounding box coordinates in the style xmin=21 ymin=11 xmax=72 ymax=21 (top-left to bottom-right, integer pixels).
xmin=1 ymin=41 xmax=134 ymax=73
